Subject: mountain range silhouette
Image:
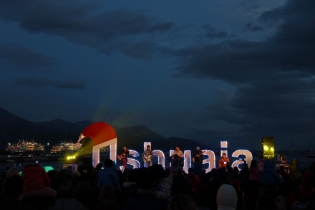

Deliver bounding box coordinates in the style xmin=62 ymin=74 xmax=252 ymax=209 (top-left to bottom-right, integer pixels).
xmin=0 ymin=107 xmax=213 ymax=152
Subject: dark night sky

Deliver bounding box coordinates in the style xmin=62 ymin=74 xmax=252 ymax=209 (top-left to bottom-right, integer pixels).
xmin=0 ymin=0 xmax=315 ymax=150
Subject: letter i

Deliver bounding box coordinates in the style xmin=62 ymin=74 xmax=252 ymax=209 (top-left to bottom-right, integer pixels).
xmin=220 ymin=141 xmax=228 ymax=157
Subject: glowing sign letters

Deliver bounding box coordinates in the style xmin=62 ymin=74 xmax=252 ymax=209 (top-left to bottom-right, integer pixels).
xmin=105 ymin=141 xmax=253 ymax=173
xmin=231 ymin=149 xmax=253 ymax=169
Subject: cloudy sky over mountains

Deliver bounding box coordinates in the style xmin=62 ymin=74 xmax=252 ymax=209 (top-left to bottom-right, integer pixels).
xmin=0 ymin=0 xmax=314 ymax=149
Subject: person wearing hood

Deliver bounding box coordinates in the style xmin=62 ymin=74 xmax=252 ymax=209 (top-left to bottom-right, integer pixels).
xmin=22 ymin=164 xmax=56 ymax=198
xmin=216 ymin=184 xmax=238 ymax=210
xmin=261 ymin=160 xmax=280 ymax=188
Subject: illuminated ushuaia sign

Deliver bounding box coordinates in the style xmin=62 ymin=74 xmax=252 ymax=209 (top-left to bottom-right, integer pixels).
xmin=77 ymin=122 xmax=253 ymax=173
xmin=108 ymin=141 xmax=253 ymax=173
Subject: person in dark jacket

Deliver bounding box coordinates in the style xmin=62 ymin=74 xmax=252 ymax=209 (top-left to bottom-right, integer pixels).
xmin=261 ymin=160 xmax=280 ymax=188
xmin=188 ymin=168 xmax=201 ymax=195
xmin=286 ymin=168 xmax=315 ymax=210
xmin=169 ymin=193 xmax=197 ymax=210
xmin=76 ymin=181 xmax=96 ymax=210
xmin=52 ymin=182 xmax=87 ymax=210
xmin=97 ymin=159 xmax=119 ymax=190
xmin=169 ymin=154 xmax=181 ymax=174
xmin=124 ymin=168 xmax=169 ymax=210
xmin=0 ymin=175 xmax=36 ymax=210
xmin=192 ymin=146 xmax=204 ymax=163
xmin=255 ymin=194 xmax=278 ymax=210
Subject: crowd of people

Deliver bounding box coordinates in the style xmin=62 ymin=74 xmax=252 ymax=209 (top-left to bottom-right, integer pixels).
xmin=0 ymin=149 xmax=315 ymax=210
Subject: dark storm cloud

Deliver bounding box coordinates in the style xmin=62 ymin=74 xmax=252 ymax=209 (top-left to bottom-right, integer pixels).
xmin=202 ymin=24 xmax=228 ymax=39
xmin=232 ymin=77 xmax=315 ymax=123
xmin=229 ymin=76 xmax=315 ymax=144
xmin=172 ymin=0 xmax=315 ymax=83
xmin=184 ymin=75 xmax=315 ymax=148
xmin=188 ymin=82 xmax=315 ymax=149
xmin=0 ymin=43 xmax=59 ymax=72
xmin=15 ymin=78 xmax=86 ymax=90
xmin=0 ymin=0 xmax=174 ymax=58
xmin=149 ymin=22 xmax=174 ymax=33
xmin=15 ymin=78 xmax=52 ymax=87
xmin=55 ymin=80 xmax=86 ymax=90
xmin=167 ymin=0 xmax=315 ymax=146
xmin=245 ymin=23 xmax=263 ymax=32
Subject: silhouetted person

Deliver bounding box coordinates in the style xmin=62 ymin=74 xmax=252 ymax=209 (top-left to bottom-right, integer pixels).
xmin=76 ymin=181 xmax=96 ymax=210
xmin=168 ymin=193 xmax=197 ymax=210
xmin=169 ymin=154 xmax=181 ymax=174
xmin=192 ymin=146 xmax=204 ymax=163
xmin=97 ymin=159 xmax=119 ymax=190
xmin=124 ymin=168 xmax=168 ymax=210
xmin=52 ymin=182 xmax=87 ymax=210
xmin=0 ymin=175 xmax=36 ymax=210
xmin=255 ymin=194 xmax=278 ymax=210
